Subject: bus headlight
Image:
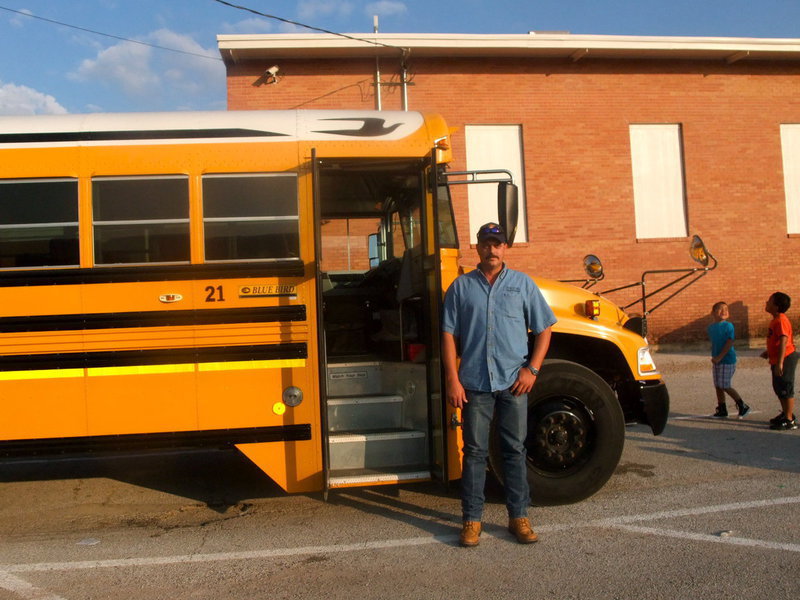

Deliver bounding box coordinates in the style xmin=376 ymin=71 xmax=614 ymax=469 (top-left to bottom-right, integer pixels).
xmin=283 ymin=386 xmax=303 ymax=407
xmin=637 ymin=347 xmax=658 ymax=376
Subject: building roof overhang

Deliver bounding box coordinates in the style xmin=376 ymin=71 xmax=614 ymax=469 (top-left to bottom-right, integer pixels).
xmin=217 ymin=32 xmax=800 ymax=65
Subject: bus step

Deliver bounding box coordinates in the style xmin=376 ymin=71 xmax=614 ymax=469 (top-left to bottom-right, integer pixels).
xmin=327 ymin=395 xmax=403 ymax=431
xmin=328 ymin=467 xmax=431 ymax=489
xmin=326 ymin=361 xmax=384 ymax=396
xmin=328 ymin=429 xmax=427 ymax=471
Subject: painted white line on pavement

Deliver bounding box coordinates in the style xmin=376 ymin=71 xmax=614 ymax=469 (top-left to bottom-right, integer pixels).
xmin=595 ymin=494 xmax=800 ymax=526
xmin=670 ymin=412 xmax=764 ymax=420
xmin=613 ymin=524 xmax=800 ymax=553
xmin=3 ymin=535 xmax=459 ymax=574
xmin=0 ymin=571 xmax=66 ymax=600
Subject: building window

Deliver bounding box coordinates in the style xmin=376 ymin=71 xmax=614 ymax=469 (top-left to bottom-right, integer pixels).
xmin=781 ymin=124 xmax=800 ymax=234
xmin=0 ymin=178 xmax=79 ymax=269
xmin=202 ymin=173 xmax=299 ymax=262
xmin=464 ymin=125 xmax=527 ymax=242
xmin=92 ymin=176 xmax=190 ymax=265
xmin=629 ymin=124 xmax=688 ymax=239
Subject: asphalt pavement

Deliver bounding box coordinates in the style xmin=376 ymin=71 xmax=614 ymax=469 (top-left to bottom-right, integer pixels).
xmin=0 ymin=347 xmax=797 ymax=600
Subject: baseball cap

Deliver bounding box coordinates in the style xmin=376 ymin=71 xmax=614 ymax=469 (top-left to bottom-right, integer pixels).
xmin=476 ymin=222 xmax=507 ymax=244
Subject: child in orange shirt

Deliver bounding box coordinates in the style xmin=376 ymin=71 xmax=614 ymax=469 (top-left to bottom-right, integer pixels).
xmin=761 ymin=292 xmax=798 ymax=430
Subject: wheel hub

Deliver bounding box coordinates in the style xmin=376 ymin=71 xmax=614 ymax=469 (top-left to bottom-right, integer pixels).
xmin=528 ymin=400 xmax=593 ymax=472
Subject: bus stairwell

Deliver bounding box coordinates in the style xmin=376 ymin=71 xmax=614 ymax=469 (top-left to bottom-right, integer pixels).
xmin=316 ymin=158 xmax=435 ymax=489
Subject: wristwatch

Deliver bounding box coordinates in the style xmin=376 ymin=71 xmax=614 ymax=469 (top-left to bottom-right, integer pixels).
xmin=527 ymin=365 xmax=540 ymax=376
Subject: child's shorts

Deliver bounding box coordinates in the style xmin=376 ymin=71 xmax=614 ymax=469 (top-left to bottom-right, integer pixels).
xmin=772 ymin=351 xmax=799 ymax=400
xmin=712 ymin=362 xmax=736 ymax=388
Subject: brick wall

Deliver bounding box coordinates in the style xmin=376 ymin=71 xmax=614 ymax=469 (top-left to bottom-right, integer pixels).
xmin=227 ymin=56 xmax=800 ymax=343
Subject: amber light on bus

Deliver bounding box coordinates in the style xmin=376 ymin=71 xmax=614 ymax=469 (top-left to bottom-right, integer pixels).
xmin=585 ymin=299 xmax=600 ymax=319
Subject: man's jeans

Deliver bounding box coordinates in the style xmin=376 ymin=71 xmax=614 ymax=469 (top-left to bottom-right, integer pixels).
xmin=461 ymin=388 xmax=530 ymax=522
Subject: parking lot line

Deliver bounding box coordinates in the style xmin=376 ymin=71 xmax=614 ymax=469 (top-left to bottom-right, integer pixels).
xmin=611 ymin=524 xmax=800 ymax=552
xmin=0 ymin=571 xmax=66 ymax=600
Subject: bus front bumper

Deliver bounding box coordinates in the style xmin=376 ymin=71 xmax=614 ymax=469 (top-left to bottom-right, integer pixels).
xmin=639 ymin=380 xmax=670 ymax=435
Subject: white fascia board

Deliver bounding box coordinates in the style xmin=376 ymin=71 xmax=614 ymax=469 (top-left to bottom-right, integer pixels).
xmin=217 ymin=32 xmax=800 ymax=62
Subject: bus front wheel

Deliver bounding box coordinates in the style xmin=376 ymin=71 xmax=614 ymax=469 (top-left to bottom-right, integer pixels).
xmin=489 ymin=359 xmax=625 ymax=505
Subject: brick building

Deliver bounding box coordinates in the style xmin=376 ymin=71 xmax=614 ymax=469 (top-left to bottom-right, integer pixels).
xmin=217 ymin=32 xmax=800 ymax=343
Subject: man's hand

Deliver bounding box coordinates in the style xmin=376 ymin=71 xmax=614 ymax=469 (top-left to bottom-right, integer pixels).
xmin=446 ymin=377 xmax=468 ymax=409
xmin=510 ymin=366 xmax=535 ymax=396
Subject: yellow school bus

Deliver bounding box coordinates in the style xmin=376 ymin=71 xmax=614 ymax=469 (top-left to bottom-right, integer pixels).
xmin=0 ymin=110 xmax=671 ymax=503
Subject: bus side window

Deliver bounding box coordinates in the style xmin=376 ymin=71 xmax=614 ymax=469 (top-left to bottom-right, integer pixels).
xmin=92 ymin=175 xmax=190 ymax=266
xmin=0 ymin=178 xmax=80 ymax=269
xmin=202 ymin=173 xmax=299 ymax=262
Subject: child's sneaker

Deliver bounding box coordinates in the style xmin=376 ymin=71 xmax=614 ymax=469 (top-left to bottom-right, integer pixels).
xmin=712 ymin=405 xmax=728 ymax=418
xmin=769 ymin=417 xmax=798 ymax=431
xmin=737 ymin=403 xmax=751 ymax=419
xmin=769 ymin=412 xmax=786 ymax=426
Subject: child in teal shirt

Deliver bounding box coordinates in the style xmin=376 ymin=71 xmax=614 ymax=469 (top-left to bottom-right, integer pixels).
xmin=708 ymin=301 xmax=750 ymax=418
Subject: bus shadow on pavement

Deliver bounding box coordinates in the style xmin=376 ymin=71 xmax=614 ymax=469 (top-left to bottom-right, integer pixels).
xmin=0 ymin=448 xmax=290 ymax=511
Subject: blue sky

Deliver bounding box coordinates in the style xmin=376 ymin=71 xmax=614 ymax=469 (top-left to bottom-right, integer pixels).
xmin=0 ymin=0 xmax=798 ymax=115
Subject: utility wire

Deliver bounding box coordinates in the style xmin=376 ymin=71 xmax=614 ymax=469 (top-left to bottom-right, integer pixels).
xmin=212 ymin=0 xmax=409 ymax=59
xmin=0 ymin=4 xmax=222 ymax=61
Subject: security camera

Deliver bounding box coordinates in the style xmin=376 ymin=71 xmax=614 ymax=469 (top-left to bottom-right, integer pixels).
xmin=267 ymin=65 xmax=279 ymax=76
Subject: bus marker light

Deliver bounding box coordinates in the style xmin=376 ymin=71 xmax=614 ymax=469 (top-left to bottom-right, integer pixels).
xmin=159 ymin=294 xmax=183 ymax=303
xmin=585 ymin=299 xmax=600 ymax=319
xmin=272 ymin=402 xmax=286 ymax=416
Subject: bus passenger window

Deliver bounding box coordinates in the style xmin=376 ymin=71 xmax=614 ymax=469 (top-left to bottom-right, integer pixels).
xmin=92 ymin=176 xmax=190 ymax=265
xmin=202 ymin=174 xmax=299 ymax=262
xmin=0 ymin=178 xmax=79 ymax=269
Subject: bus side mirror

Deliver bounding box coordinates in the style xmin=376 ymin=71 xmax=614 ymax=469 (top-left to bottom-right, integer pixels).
xmin=583 ymin=254 xmax=604 ymax=280
xmin=498 ymin=181 xmax=519 ymax=247
xmin=690 ymin=235 xmax=710 ymax=267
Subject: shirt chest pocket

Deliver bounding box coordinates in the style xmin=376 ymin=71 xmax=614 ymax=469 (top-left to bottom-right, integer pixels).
xmin=498 ymin=290 xmax=525 ymax=322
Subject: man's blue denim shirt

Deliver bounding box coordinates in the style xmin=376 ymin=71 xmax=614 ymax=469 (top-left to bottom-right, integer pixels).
xmin=442 ymin=265 xmax=557 ymax=393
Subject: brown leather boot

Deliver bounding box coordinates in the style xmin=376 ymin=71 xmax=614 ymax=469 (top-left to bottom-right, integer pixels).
xmin=508 ymin=517 xmax=539 ymax=544
xmin=459 ymin=521 xmax=482 ymax=547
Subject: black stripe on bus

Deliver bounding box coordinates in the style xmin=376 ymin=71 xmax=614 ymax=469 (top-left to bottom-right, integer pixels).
xmin=0 ymin=305 xmax=306 ymax=333
xmin=0 ymin=261 xmax=306 ymax=287
xmin=0 ymin=128 xmax=289 ymax=145
xmin=0 ymin=425 xmax=312 ymax=458
xmin=0 ymin=342 xmax=307 ymax=372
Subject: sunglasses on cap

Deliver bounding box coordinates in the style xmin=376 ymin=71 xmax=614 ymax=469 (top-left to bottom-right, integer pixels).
xmin=478 ymin=224 xmax=503 ymax=235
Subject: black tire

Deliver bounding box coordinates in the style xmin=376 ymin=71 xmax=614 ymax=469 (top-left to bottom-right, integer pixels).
xmin=489 ymin=359 xmax=625 ymax=505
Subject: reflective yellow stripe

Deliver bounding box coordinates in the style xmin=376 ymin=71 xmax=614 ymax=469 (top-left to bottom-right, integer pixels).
xmin=0 ymin=358 xmax=306 ymax=380
xmin=87 ymin=364 xmax=196 ymax=377
xmin=0 ymin=368 xmax=84 ymax=381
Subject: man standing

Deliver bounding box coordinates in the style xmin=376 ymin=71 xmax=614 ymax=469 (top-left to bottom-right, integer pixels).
xmin=442 ymin=222 xmax=556 ymax=547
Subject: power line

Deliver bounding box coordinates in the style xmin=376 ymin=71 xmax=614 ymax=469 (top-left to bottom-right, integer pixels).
xmin=212 ymin=0 xmax=409 ymax=58
xmin=0 ymin=4 xmax=221 ymax=61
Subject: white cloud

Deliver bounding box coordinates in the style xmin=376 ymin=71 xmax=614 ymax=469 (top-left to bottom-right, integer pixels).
xmin=67 ymin=28 xmax=225 ymax=110
xmin=0 ymin=81 xmax=68 ymax=115
xmin=221 ymin=17 xmax=273 ymax=34
xmin=8 ymin=8 xmax=33 ymax=28
xmin=298 ymin=1 xmax=354 ymax=21
xmin=70 ymin=40 xmax=158 ymax=97
xmin=365 ymin=1 xmax=408 ymax=18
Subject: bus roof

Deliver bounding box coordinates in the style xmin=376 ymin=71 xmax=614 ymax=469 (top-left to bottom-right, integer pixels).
xmin=0 ymin=110 xmax=433 ymax=147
